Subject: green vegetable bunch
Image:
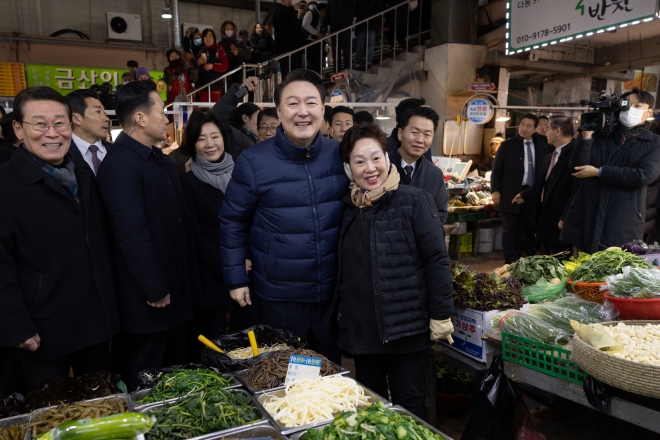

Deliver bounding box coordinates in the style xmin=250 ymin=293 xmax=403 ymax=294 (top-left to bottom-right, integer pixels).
xmin=492 ymin=310 xmax=571 ymax=346
xmin=139 ymin=369 xmax=233 ymax=404
xmin=509 ymin=255 xmax=567 ymax=286
xmin=570 ymin=249 xmax=650 ymax=283
xmin=609 ymin=267 xmax=660 ymax=298
xmin=145 ymin=389 xmax=259 ymax=440
xmin=303 ymin=401 xmax=444 ymax=440
xmin=524 ymin=295 xmax=613 ymax=333
xmin=436 ymin=362 xmax=475 ymax=395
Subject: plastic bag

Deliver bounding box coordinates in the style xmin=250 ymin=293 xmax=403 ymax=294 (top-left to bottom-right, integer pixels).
xmin=0 ymin=392 xmax=25 ymax=418
xmin=201 ymin=325 xmax=304 ymax=373
xmin=513 ymin=395 xmax=547 ymax=440
xmin=606 ymin=266 xmax=660 ymax=298
xmin=521 ymin=278 xmax=566 ymax=303
xmin=136 ymin=363 xmax=221 ymax=390
xmin=522 ymin=294 xmax=618 ymax=334
xmin=488 ymin=310 xmax=572 ymax=346
xmin=583 ymin=375 xmax=610 ymax=412
xmin=570 ymin=321 xmax=623 ymax=352
xmin=462 ymin=355 xmax=518 ymax=440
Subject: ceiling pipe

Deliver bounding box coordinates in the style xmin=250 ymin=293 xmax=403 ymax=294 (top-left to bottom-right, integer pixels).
xmin=171 ymin=0 xmax=182 ymax=49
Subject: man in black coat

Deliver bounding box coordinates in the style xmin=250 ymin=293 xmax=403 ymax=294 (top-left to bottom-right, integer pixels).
xmin=562 ymin=88 xmax=660 ymax=253
xmin=65 ymin=89 xmax=112 ymax=175
xmin=491 ymin=113 xmax=549 ymax=263
xmin=515 ymin=116 xmax=578 ymax=255
xmin=0 ymin=87 xmax=119 ymax=389
xmin=96 ymin=80 xmax=194 ymax=390
xmin=327 ymin=0 xmax=356 ymax=70
xmin=272 ymin=0 xmax=305 ymax=77
xmin=0 ymin=112 xmax=19 ymax=167
xmin=388 ymin=106 xmax=448 ymax=223
xmin=387 ymin=97 xmax=433 ymax=162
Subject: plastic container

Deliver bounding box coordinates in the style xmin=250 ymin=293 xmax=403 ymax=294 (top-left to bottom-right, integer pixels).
xmin=567 ymin=278 xmax=607 ymax=304
xmin=477 ymin=228 xmax=494 ymax=254
xmin=603 ymin=292 xmax=660 ymax=319
xmin=501 ymin=332 xmax=586 ymax=385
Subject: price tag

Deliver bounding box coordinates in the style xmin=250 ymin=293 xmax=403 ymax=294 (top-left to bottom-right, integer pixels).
xmin=284 ymin=355 xmax=322 ymax=385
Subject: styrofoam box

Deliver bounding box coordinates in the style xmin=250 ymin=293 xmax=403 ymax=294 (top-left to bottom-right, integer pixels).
xmin=439 ymin=307 xmax=501 ymax=363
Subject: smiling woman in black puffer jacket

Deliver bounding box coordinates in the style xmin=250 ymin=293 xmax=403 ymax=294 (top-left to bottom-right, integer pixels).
xmin=334 ymin=123 xmax=454 ymax=420
xmin=250 ymin=23 xmax=274 ymax=63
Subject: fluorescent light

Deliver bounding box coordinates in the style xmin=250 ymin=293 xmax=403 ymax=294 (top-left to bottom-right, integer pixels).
xmin=375 ymin=109 xmax=390 ymax=120
xmin=496 ymin=113 xmax=511 ymax=122
xmin=620 ymin=23 xmax=628 ymax=27
xmin=632 ymin=21 xmax=640 ymax=25
xmin=161 ymin=7 xmax=172 ymax=18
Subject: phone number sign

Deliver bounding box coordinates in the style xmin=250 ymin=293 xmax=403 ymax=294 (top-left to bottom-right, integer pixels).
xmin=507 ymin=0 xmax=658 ymax=53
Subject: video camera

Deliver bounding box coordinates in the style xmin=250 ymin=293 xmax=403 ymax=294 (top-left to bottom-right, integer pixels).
xmin=579 ymin=90 xmax=629 ymax=135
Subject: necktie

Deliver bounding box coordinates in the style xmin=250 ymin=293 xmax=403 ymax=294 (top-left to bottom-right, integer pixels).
xmin=525 ymin=141 xmax=534 ymax=187
xmin=404 ymin=165 xmax=413 ymax=182
xmin=88 ymin=144 xmax=101 ymax=175
xmin=541 ymin=150 xmax=558 ymax=202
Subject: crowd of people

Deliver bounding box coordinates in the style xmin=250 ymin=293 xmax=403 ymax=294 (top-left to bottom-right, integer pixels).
xmin=0 ymin=68 xmax=453 ymax=419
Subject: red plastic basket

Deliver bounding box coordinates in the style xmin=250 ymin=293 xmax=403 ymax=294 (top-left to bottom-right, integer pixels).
xmin=603 ymin=291 xmax=660 ymax=319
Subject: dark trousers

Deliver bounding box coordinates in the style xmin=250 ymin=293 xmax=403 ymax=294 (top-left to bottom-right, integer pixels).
xmin=16 ymin=341 xmax=112 ymax=390
xmin=333 ymin=29 xmax=352 ymax=70
xmin=353 ymin=349 xmax=428 ymax=420
xmin=0 ymin=347 xmax=25 ymax=394
xmin=258 ymin=299 xmax=340 ymax=364
xmin=305 ymin=39 xmax=323 ymax=74
xmin=501 ymin=200 xmax=536 ymax=263
xmin=229 ymin=296 xmax=260 ymax=332
xmin=112 ymin=325 xmax=188 ymax=391
xmin=279 ymin=52 xmax=303 ymax=79
xmin=188 ymin=306 xmax=228 ymax=364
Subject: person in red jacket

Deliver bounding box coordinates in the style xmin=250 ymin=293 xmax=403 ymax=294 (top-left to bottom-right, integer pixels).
xmin=196 ymin=29 xmax=229 ymax=103
xmin=163 ymin=48 xmax=198 ymax=105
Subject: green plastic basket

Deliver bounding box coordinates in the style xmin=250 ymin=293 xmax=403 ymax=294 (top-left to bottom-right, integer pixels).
xmin=501 ymin=332 xmax=587 ymax=385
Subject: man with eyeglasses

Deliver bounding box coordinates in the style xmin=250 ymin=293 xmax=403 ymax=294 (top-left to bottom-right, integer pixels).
xmin=0 ymin=86 xmax=119 ymax=390
xmin=257 ymin=108 xmax=280 ymax=142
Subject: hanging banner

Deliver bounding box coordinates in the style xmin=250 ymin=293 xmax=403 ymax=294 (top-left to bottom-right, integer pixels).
xmin=25 ymin=64 xmax=167 ymax=100
xmin=507 ymin=0 xmax=659 ymax=53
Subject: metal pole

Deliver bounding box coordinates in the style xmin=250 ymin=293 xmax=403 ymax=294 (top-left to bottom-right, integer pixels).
xmin=335 ymin=33 xmax=339 ymax=73
xmin=172 ymin=0 xmax=182 ymax=49
xmin=256 ymin=0 xmax=261 ymax=24
xmin=380 ymin=11 xmax=383 ymax=66
xmin=419 ymin=0 xmax=423 ymax=46
xmin=365 ymin=19 xmax=369 ymax=70
xmin=406 ymin=1 xmax=409 ymax=52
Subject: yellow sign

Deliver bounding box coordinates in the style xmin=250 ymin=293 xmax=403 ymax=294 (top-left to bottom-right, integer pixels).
xmin=0 ymin=63 xmax=27 ymax=97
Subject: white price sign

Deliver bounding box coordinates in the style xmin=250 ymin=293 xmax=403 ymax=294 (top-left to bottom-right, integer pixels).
xmin=507 ymin=0 xmax=659 ymax=53
xmin=284 ymin=355 xmax=322 ymax=385
xmin=466 ymin=99 xmax=493 ymax=125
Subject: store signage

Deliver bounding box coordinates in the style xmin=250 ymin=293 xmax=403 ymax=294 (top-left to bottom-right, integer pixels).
xmin=25 ymin=63 xmax=166 ymax=99
xmin=0 ymin=63 xmax=27 ymax=97
xmin=440 ymin=307 xmax=500 ymax=363
xmin=466 ymin=98 xmax=493 ymax=124
xmin=284 ymin=355 xmax=322 ymax=384
xmin=469 ymin=82 xmax=496 ymax=91
xmin=330 ymin=70 xmax=349 ymax=83
xmin=507 ymin=0 xmax=659 ymax=53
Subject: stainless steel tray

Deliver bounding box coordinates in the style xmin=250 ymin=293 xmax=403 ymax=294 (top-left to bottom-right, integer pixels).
xmin=288 ymin=406 xmax=453 ymax=440
xmin=131 ymin=373 xmax=241 ymax=409
xmin=0 ymin=413 xmax=31 ymax=429
xmin=235 ymin=361 xmax=350 ymax=395
xmin=192 ymin=424 xmax=289 ymax=440
xmin=137 ymin=389 xmax=269 ymax=440
xmin=256 ymin=383 xmax=390 ymax=435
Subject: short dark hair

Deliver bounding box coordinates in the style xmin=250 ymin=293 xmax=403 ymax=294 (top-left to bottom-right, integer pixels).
xmin=0 ymin=104 xmax=6 ymax=117
xmin=127 ymin=60 xmax=139 ymax=68
xmin=181 ymin=109 xmax=228 ymax=158
xmin=332 ymin=106 xmax=355 ymax=123
xmin=201 ymin=28 xmax=217 ymax=43
xmin=230 ymin=103 xmax=260 ymax=130
xmin=520 ymin=113 xmax=540 ymax=128
xmin=114 ymin=80 xmax=158 ymax=127
xmin=395 ymin=97 xmax=425 ymax=125
xmin=324 ymin=105 xmax=333 ymax=124
xmin=66 ymin=89 xmax=101 ymax=116
xmin=622 ymin=87 xmax=655 ymax=109
xmin=339 ymin=122 xmax=388 ymax=163
xmin=274 ymin=69 xmax=326 ymax=106
xmin=549 ymin=115 xmax=574 ymax=137
xmin=399 ymin=106 xmax=440 ymax=131
xmin=317 ymin=3 xmax=326 ymax=11
xmin=0 ymin=112 xmax=18 ymax=145
xmin=13 ymin=86 xmax=71 ymax=125
xmin=354 ymin=111 xmax=374 ymax=124
xmin=122 ymin=72 xmax=134 ymax=81
xmin=166 ymin=48 xmax=181 ymax=61
xmin=239 ymin=30 xmax=249 ymax=36
xmin=257 ymin=107 xmax=279 ymax=126
xmin=538 ymin=115 xmax=549 ymax=122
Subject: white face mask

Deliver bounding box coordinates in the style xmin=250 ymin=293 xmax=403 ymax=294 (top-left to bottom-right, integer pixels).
xmin=619 ymin=107 xmax=647 ymax=128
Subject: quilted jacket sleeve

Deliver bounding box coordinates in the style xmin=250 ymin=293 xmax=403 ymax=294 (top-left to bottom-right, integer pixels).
xmin=435 ymin=171 xmax=448 ymax=224
xmin=600 ymin=138 xmax=660 ymax=188
xmin=219 ymin=154 xmax=258 ymax=289
xmin=412 ymin=192 xmax=453 ymax=320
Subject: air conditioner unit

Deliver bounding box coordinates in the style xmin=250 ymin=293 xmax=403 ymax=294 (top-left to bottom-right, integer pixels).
xmin=107 ymin=12 xmax=143 ymax=41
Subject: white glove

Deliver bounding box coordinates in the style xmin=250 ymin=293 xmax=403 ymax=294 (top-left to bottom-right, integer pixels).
xmin=430 ymin=318 xmax=454 ymax=344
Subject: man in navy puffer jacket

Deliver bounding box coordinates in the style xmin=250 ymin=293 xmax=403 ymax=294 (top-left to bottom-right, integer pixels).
xmin=219 ymin=69 xmax=349 ymax=362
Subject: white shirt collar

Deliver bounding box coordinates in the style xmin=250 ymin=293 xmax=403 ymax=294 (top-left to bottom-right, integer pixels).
xmin=400 ymin=156 xmax=417 ymax=172
xmin=72 ymin=132 xmax=105 ymax=156
xmin=555 ymin=140 xmax=571 ymax=153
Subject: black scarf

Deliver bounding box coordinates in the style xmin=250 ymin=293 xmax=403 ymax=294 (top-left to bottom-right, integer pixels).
xmin=615 ymin=122 xmax=651 ymax=145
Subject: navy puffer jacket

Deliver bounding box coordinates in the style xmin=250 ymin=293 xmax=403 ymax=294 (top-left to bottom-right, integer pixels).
xmin=220 ymin=126 xmax=350 ymax=302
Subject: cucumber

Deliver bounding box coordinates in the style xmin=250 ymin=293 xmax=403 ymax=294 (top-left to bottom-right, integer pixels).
xmin=37 ymin=412 xmax=154 ymax=440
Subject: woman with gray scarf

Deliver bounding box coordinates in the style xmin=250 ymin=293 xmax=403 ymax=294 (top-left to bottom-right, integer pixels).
xmin=180 ymin=110 xmax=238 ymax=357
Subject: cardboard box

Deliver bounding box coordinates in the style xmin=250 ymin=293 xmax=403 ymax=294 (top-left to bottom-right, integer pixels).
xmin=440 ymin=307 xmax=500 ymax=363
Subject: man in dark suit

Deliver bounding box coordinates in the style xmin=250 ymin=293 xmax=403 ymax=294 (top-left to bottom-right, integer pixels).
xmin=65 ymin=89 xmax=112 ymax=175
xmin=388 ymin=106 xmax=448 ymax=223
xmin=491 ymin=113 xmax=549 ymax=263
xmin=387 ymin=97 xmax=433 ymax=162
xmin=96 ymin=80 xmax=194 ymax=390
xmin=0 ymin=112 xmax=19 ymax=168
xmin=514 ymin=115 xmax=578 ymax=255
xmin=0 ymin=86 xmax=119 ymax=389
xmin=272 ymin=0 xmax=305 ymax=76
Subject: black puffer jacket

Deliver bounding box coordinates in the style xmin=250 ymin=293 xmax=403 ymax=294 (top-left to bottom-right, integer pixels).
xmin=250 ymin=30 xmax=275 ymax=62
xmin=335 ymin=185 xmax=453 ymax=350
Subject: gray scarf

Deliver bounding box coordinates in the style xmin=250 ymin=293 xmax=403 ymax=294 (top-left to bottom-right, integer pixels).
xmin=191 ymin=152 xmax=234 ymax=193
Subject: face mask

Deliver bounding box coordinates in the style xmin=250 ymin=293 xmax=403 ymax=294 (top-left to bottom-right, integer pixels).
xmin=619 ymin=107 xmax=647 ymax=128
xmin=122 ymin=81 xmax=131 ymax=86
xmin=225 ymin=30 xmax=235 ymax=38
xmin=194 ymin=37 xmax=202 ymax=46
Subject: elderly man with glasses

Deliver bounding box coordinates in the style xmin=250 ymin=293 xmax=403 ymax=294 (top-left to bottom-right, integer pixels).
xmin=0 ymin=86 xmax=119 ymax=390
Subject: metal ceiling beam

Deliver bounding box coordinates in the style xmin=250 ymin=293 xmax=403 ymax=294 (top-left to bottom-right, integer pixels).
xmin=485 ymin=50 xmax=589 ymax=75
xmin=179 ymin=0 xmax=273 ymax=11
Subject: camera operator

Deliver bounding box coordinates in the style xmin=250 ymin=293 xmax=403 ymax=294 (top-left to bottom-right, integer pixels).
xmin=561 ymin=88 xmax=660 ymax=253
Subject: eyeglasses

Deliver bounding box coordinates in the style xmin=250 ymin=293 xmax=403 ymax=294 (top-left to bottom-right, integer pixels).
xmin=258 ymin=124 xmax=279 ymax=132
xmin=22 ymin=121 xmax=72 ymax=133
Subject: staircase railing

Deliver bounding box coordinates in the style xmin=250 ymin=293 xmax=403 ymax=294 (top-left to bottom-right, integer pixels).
xmin=171 ymin=0 xmax=430 ymax=106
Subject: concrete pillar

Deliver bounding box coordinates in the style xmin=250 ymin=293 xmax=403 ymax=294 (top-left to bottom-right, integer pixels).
xmin=429 ymin=0 xmax=477 ymax=47
xmin=494 ymin=67 xmax=509 ymax=135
